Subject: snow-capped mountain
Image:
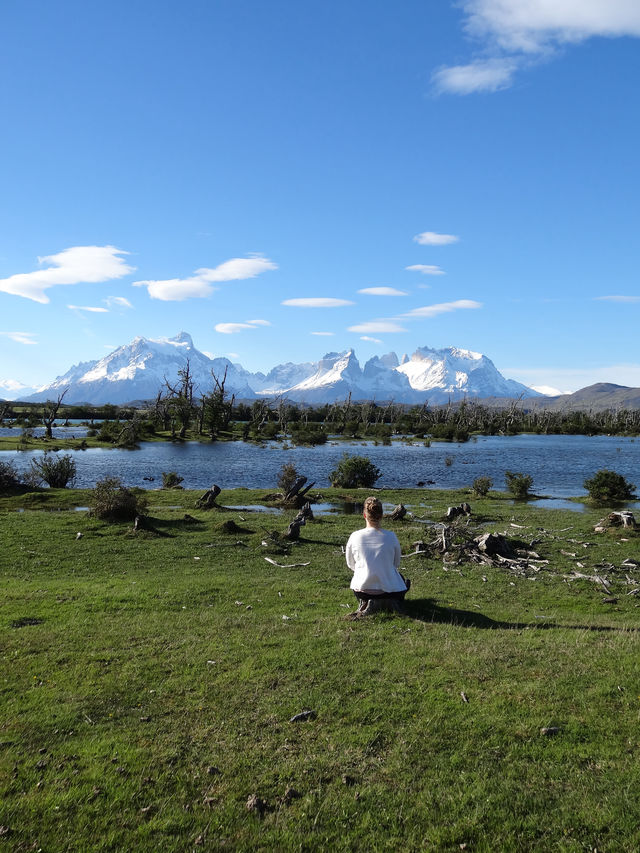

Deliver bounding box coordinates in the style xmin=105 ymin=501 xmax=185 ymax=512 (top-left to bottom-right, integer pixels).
xmin=25 ymin=333 xmax=255 ymax=405
xmin=22 ymin=333 xmax=540 ymax=405
xmin=395 ymin=346 xmax=533 ymax=401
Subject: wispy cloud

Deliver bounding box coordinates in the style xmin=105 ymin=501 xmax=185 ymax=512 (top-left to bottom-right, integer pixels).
xmin=413 ymin=232 xmax=459 ymax=246
xmin=595 ymin=295 xmax=640 ymax=303
xmin=402 ymin=299 xmax=482 ymax=318
xmin=0 ymin=378 xmax=29 ymax=392
xmin=360 ymin=335 xmax=383 ymax=344
xmin=347 ymin=320 xmax=408 ymax=334
xmin=0 ymin=246 xmax=134 ymax=304
xmin=358 ymin=287 xmax=408 ymax=296
xmin=311 ymin=331 xmax=335 ymax=336
xmin=68 ymin=304 xmax=109 ymax=313
xmin=214 ymin=319 xmax=271 ymax=334
xmin=435 ymin=0 xmax=640 ymax=94
xmin=0 ymin=331 xmax=38 ymax=345
xmin=432 ymin=58 xmax=518 ymax=95
xmin=282 ymin=297 xmax=354 ymax=308
xmin=105 ymin=296 xmax=133 ymax=309
xmin=134 ymin=255 xmax=277 ymax=301
xmin=405 ymin=264 xmax=446 ymax=275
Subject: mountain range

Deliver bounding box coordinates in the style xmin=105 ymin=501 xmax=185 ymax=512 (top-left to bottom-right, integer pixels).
xmin=17 ymin=332 xmax=540 ymax=406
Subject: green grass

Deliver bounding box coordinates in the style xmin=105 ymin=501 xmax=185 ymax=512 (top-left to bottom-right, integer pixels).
xmin=1 ymin=487 xmax=640 ymax=851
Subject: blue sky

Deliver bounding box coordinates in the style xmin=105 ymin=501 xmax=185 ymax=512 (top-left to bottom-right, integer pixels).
xmin=1 ymin=0 xmax=639 ymax=397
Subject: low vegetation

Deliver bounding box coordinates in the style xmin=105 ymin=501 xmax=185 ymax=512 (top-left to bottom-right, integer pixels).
xmin=584 ymin=468 xmax=636 ymax=504
xmin=28 ymin=452 xmax=77 ymax=488
xmin=2 ymin=483 xmax=640 ymax=850
xmin=89 ymin=476 xmax=149 ymax=520
xmin=329 ymin=453 xmax=381 ymax=488
xmin=505 ymin=469 xmax=534 ymax=500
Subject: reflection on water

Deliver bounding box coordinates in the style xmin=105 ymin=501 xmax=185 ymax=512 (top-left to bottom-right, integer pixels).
xmin=2 ymin=434 xmax=639 ymax=498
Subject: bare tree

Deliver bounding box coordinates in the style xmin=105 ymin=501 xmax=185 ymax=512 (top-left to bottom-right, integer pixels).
xmin=42 ymin=389 xmax=68 ymax=439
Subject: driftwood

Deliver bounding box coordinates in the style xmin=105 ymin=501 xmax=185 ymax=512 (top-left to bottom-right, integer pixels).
xmin=594 ymin=511 xmax=637 ymax=532
xmin=474 ymin=532 xmax=515 ymax=559
xmin=196 ymin=484 xmax=222 ymax=509
xmin=284 ymin=502 xmax=314 ymax=540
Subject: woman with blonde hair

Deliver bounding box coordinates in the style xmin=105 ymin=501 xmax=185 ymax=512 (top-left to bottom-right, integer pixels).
xmin=345 ymin=496 xmax=410 ymax=613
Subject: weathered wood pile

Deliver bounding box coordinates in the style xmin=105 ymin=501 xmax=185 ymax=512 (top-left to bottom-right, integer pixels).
xmin=594 ymin=511 xmax=637 ymax=533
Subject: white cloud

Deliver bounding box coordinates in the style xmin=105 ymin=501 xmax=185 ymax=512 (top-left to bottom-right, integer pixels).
xmin=311 ymin=331 xmax=335 ymax=336
xmin=214 ymin=319 xmax=270 ymax=335
xmin=358 ymin=287 xmax=408 ymax=296
xmin=405 ymin=264 xmax=446 ymax=275
xmin=134 ymin=255 xmax=277 ymax=301
xmin=595 ymin=295 xmax=640 ymax=303
xmin=105 ymin=296 xmax=133 ymax=309
xmin=463 ymin=0 xmax=640 ymax=53
xmin=413 ymin=232 xmax=459 ymax=246
xmin=432 ymin=58 xmax=518 ymax=94
xmin=282 ymin=297 xmax=354 ymax=308
xmin=67 ymin=304 xmax=109 ymax=313
xmin=347 ymin=320 xmax=408 ymax=334
xmin=0 ymin=378 xmax=28 ymax=392
xmin=360 ymin=336 xmax=383 ymax=344
xmin=215 ymin=323 xmax=255 ymax=334
xmin=0 ymin=331 xmax=38 ymax=345
xmin=0 ymin=246 xmax=134 ymax=304
xmin=436 ymin=1 xmax=640 ymax=94
xmin=402 ymin=299 xmax=482 ymax=318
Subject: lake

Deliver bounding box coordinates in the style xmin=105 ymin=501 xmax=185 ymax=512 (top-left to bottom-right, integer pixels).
xmin=3 ymin=433 xmax=639 ymax=497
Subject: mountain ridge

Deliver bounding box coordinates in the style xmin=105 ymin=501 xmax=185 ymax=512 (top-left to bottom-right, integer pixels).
xmin=17 ymin=331 xmax=543 ymax=405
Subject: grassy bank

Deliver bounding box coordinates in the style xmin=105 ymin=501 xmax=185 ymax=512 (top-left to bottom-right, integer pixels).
xmin=2 ymin=487 xmax=640 ymax=851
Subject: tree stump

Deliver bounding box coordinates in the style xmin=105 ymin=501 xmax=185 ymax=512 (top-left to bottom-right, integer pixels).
xmin=358 ymin=597 xmax=405 ymax=616
xmin=196 ymin=484 xmax=222 ymax=509
xmin=389 ymin=504 xmax=407 ymax=521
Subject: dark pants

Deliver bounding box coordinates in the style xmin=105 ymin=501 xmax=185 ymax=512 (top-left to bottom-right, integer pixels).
xmin=354 ymin=574 xmax=410 ymax=603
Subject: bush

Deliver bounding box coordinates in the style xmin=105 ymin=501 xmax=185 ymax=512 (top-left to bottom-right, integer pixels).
xmin=505 ymin=470 xmax=533 ymax=500
xmin=277 ymin=462 xmax=300 ymax=495
xmin=584 ymin=469 xmax=636 ymax=504
xmin=329 ymin=454 xmax=381 ymax=489
xmin=29 ymin=452 xmax=77 ymax=488
xmin=162 ymin=471 xmax=184 ymax=489
xmin=473 ymin=476 xmax=493 ymax=497
xmin=89 ymin=476 xmax=149 ymax=521
xmin=0 ymin=460 xmax=21 ymax=492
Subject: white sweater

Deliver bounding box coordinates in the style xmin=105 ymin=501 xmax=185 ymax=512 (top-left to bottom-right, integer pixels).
xmin=345 ymin=526 xmax=406 ymax=592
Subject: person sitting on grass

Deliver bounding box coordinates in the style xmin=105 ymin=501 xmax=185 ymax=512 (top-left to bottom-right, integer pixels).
xmin=345 ymin=496 xmax=410 ymax=613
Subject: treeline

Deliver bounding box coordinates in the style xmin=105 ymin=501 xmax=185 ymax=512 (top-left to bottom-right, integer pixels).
xmin=4 ymin=374 xmax=640 ymax=447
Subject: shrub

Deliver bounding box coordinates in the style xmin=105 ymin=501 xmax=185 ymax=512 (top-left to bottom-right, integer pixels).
xmin=584 ymin=469 xmax=636 ymax=504
xmin=277 ymin=462 xmax=300 ymax=494
xmin=89 ymin=476 xmax=148 ymax=521
xmin=0 ymin=460 xmax=21 ymax=492
xmin=329 ymin=454 xmax=381 ymax=489
xmin=162 ymin=471 xmax=184 ymax=489
xmin=505 ymin=470 xmax=533 ymax=500
xmin=29 ymin=452 xmax=77 ymax=488
xmin=473 ymin=476 xmax=493 ymax=497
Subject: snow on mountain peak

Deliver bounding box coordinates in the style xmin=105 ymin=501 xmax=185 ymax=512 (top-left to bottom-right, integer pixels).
xmin=24 ymin=334 xmax=540 ymax=405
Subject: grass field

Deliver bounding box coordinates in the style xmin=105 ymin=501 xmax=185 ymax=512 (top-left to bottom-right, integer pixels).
xmin=1 ymin=486 xmax=640 ymax=851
